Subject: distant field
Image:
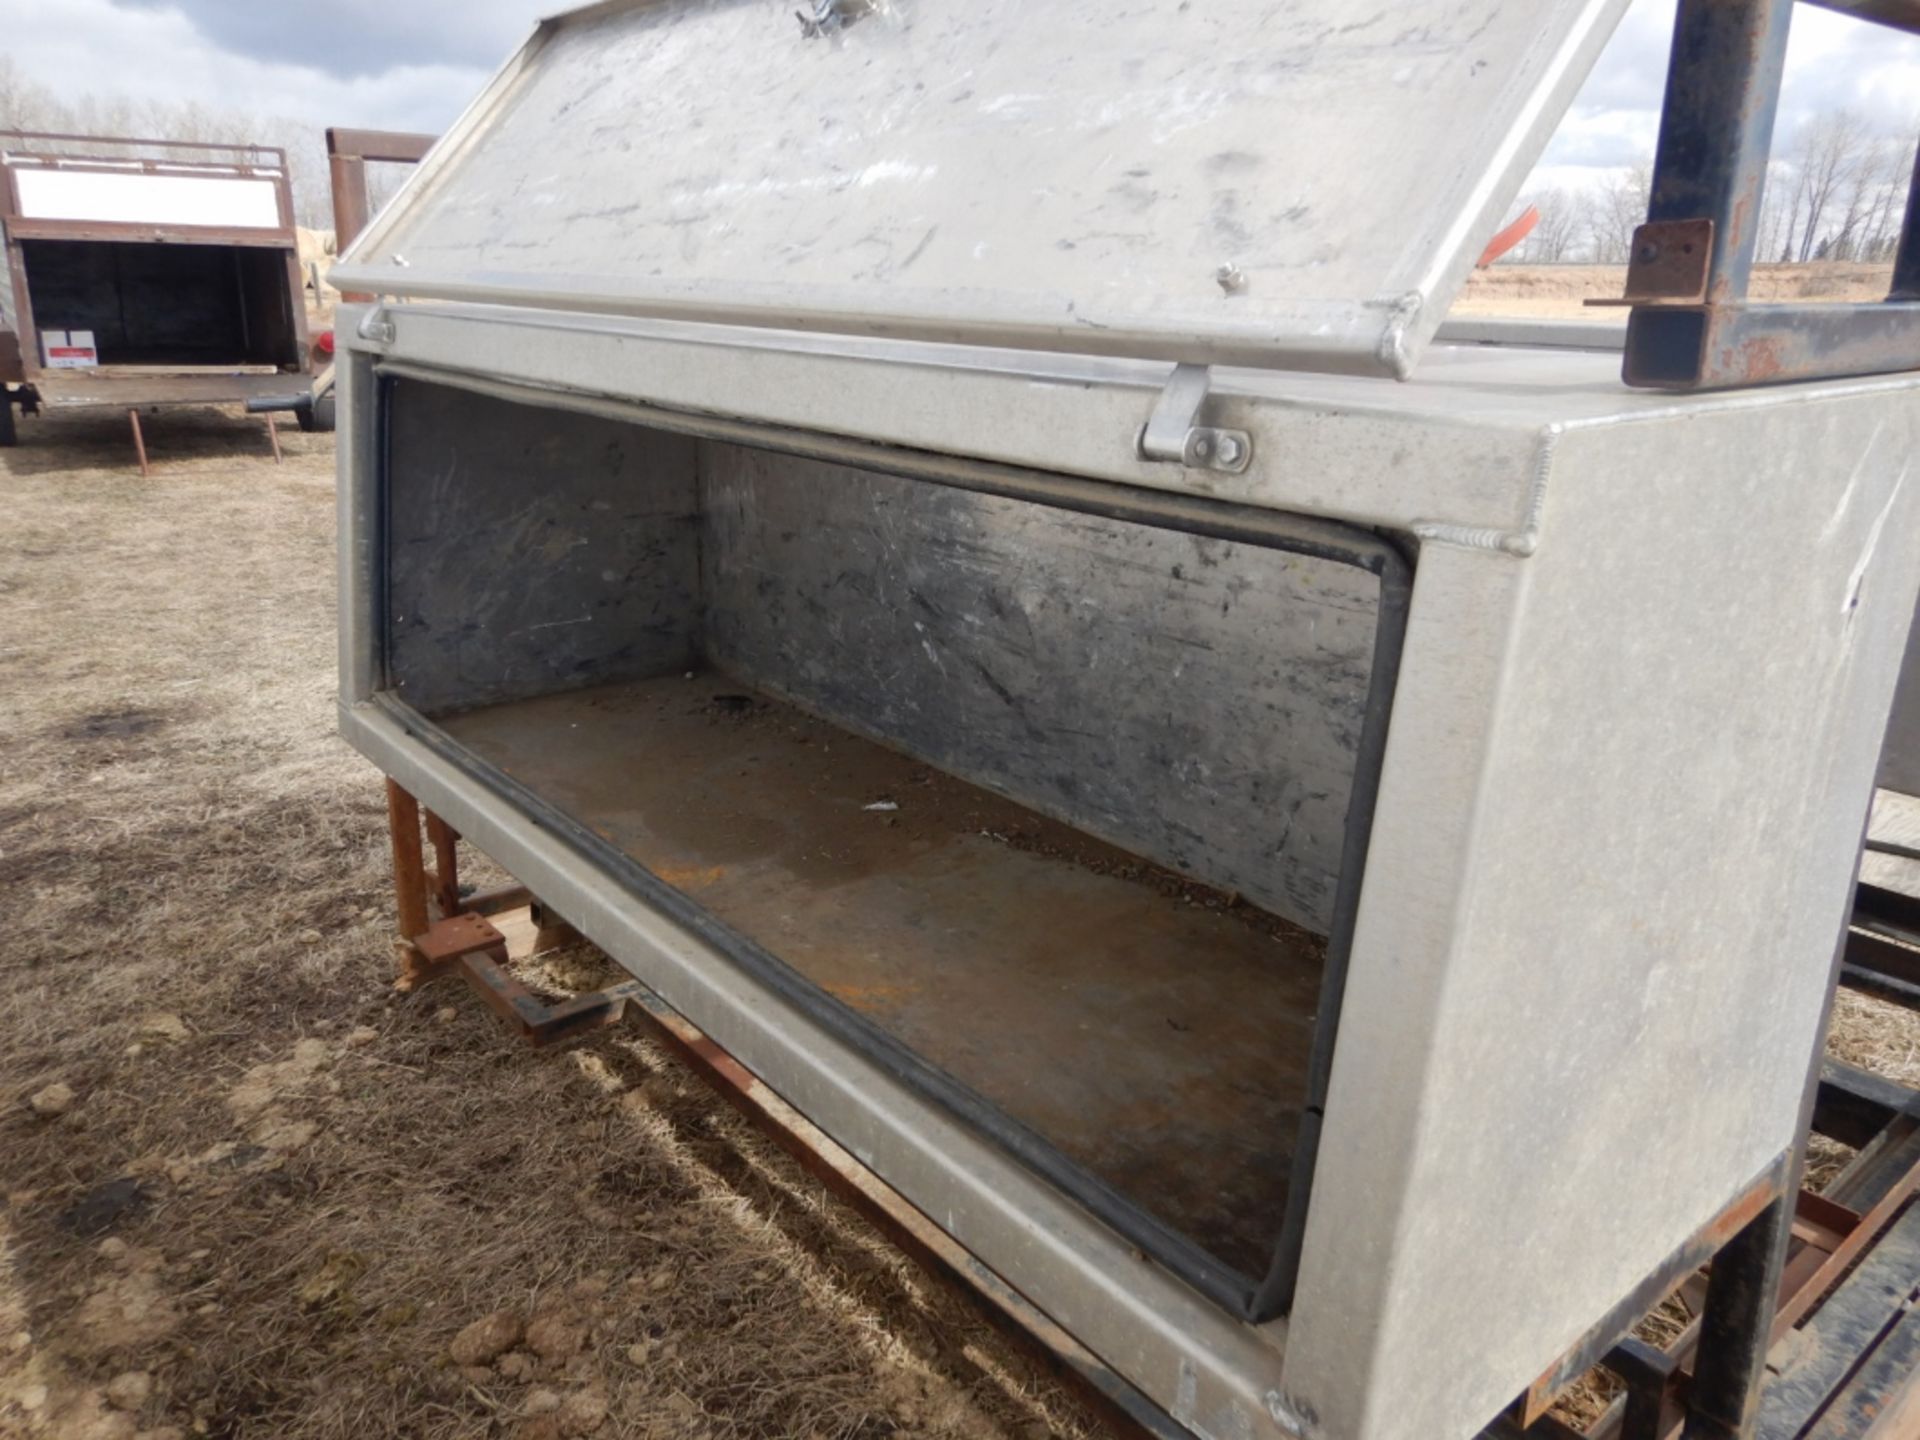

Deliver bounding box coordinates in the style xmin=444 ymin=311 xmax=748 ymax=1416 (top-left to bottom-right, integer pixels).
xmin=1455 ymin=261 xmax=1894 ymax=320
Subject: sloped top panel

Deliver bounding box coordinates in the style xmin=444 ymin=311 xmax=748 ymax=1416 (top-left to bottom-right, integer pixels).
xmin=336 ymin=0 xmax=1626 ymax=377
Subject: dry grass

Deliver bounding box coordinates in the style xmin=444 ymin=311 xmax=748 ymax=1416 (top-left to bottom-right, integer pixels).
xmin=0 ymin=407 xmax=1109 ymax=1440
xmin=1454 ymin=261 xmax=1895 ymax=321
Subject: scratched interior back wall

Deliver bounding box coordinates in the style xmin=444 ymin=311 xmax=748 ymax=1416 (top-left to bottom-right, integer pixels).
xmin=697 ymin=444 xmax=1378 ymax=931
xmin=383 ymin=377 xmax=703 ymax=715
xmin=383 ymin=379 xmax=1380 ymax=932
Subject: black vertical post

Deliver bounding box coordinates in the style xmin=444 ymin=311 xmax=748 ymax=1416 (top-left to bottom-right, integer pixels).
xmin=1682 ymin=1191 xmax=1792 ymax=1440
xmin=1891 ymin=136 xmax=1920 ymax=301
xmin=1642 ymin=0 xmax=1795 ymax=306
xmin=1610 ymin=1336 xmax=1680 ymax=1440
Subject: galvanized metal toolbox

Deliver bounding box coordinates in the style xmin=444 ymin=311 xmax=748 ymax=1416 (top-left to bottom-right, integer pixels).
xmin=330 ymin=2 xmax=1920 ymax=1437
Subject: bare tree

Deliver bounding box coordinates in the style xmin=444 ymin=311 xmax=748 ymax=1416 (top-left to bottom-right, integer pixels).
xmin=1583 ymin=163 xmax=1651 ymax=265
xmin=1860 ymin=133 xmax=1919 ymax=262
xmin=1756 ymin=157 xmax=1800 ymax=264
xmin=1502 ymin=102 xmax=1908 ymax=274
xmin=1514 ymin=187 xmax=1581 ymax=263
xmin=0 ymin=59 xmax=335 ymax=228
xmin=0 ymin=57 xmax=59 ymax=134
xmin=1785 ymin=109 xmax=1869 ymax=262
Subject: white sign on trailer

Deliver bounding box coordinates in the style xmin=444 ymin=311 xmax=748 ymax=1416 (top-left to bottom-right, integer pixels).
xmin=41 ymin=330 xmax=99 ymax=368
xmin=12 ymin=167 xmax=282 ymax=230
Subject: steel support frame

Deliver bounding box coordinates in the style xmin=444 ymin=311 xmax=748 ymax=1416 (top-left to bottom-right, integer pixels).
xmin=325 ymin=128 xmax=434 ymax=304
xmin=385 ymin=776 xmax=636 ymax=1045
xmin=1507 ymin=1161 xmax=1793 ymax=1432
xmin=1620 ymin=0 xmax=1920 ymax=390
xmin=1841 ymin=881 xmax=1920 ymax=1010
xmin=375 ymin=804 xmax=1186 ymax=1440
xmin=1489 ymin=1063 xmax=1920 ymax=1440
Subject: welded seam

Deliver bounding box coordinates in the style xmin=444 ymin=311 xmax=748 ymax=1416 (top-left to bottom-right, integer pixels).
xmin=1410 ymin=423 xmax=1562 ymax=557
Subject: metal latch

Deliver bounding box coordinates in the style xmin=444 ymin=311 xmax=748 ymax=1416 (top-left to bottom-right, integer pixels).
xmin=1137 ymin=363 xmax=1252 ymax=475
xmin=355 ymin=305 xmax=396 ymax=346
xmin=796 ymin=0 xmax=876 ymax=36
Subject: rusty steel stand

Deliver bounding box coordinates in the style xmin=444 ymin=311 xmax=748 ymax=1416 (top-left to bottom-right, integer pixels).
xmin=117 ymin=403 xmax=287 ymax=479
xmin=127 ymin=408 xmax=149 ymax=478
xmin=384 ymin=778 xmax=631 ymax=1045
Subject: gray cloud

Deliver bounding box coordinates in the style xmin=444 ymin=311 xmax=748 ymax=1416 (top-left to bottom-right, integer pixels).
xmin=106 ymin=0 xmax=536 ymax=80
xmin=1531 ymin=0 xmax=1920 ymax=190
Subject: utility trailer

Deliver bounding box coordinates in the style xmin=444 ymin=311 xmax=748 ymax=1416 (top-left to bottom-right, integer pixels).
xmin=247 ymin=127 xmax=438 ymax=435
xmin=0 ymin=131 xmax=314 ymax=454
xmin=330 ymin=1 xmax=1920 ymax=1437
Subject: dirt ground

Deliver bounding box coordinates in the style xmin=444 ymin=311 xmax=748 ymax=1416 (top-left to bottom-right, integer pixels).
xmin=1455 ymin=261 xmax=1894 ymax=320
xmin=0 ymin=408 xmax=1110 ymax=1440
xmin=3 ymin=401 xmax=1918 ymax=1440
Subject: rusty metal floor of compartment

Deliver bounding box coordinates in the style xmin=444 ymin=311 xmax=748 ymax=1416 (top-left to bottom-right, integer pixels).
xmin=437 ymin=671 xmax=1328 ymax=1277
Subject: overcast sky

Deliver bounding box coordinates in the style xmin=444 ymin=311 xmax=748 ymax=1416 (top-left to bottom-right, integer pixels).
xmin=3 ymin=0 xmax=1917 ymax=190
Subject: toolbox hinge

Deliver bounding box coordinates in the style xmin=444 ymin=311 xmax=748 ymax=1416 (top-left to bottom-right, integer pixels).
xmin=1137 ymin=363 xmax=1253 ymax=475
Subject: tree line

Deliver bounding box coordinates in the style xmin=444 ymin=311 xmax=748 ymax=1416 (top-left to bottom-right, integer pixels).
xmin=1510 ymin=108 xmax=1915 ymax=266
xmin=0 ymin=58 xmax=400 ymax=232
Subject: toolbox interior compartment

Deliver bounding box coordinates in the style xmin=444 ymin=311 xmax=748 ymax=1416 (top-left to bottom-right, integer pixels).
xmin=19 ymin=239 xmax=300 ymax=368
xmin=381 ymin=375 xmax=1399 ymax=1294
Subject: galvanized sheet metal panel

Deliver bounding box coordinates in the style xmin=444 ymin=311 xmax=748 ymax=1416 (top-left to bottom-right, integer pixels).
xmin=382 ymin=371 xmax=1381 ymax=931
xmin=1878 ymin=597 xmax=1920 ymax=795
xmin=699 ymin=443 xmax=1380 ymax=931
xmin=385 ymin=378 xmax=703 ymax=713
xmin=336 ymin=0 xmax=1629 ymax=376
xmin=1287 ymin=385 xmax=1920 ymax=1440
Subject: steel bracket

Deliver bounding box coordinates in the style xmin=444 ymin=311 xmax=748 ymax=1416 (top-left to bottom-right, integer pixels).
xmin=1622 ymin=218 xmax=1713 ymax=305
xmin=404 ymin=911 xmax=507 ymax=987
xmin=1137 ymin=363 xmax=1252 ymax=474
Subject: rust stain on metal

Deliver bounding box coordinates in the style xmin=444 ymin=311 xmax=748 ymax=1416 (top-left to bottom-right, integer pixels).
xmin=408 ymin=911 xmax=508 ymax=987
xmin=819 ymin=980 xmax=918 ymax=1007
xmin=1732 ymin=334 xmax=1788 ymax=385
xmin=650 ymin=862 xmax=728 ymax=890
xmin=437 ymin=671 xmax=1329 ymax=1276
xmin=1622 ymin=219 xmax=1713 ymax=304
xmin=425 ymin=809 xmax=460 ymax=919
xmin=385 ymin=779 xmax=431 ymax=944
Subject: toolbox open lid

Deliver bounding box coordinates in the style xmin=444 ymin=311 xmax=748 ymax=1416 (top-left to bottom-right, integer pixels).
xmin=333 ymin=0 xmax=1628 ymax=378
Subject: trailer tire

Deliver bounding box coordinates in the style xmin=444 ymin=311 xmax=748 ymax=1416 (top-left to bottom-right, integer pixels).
xmin=0 ymin=392 xmax=16 ymax=448
xmin=298 ymin=393 xmax=336 ymax=434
